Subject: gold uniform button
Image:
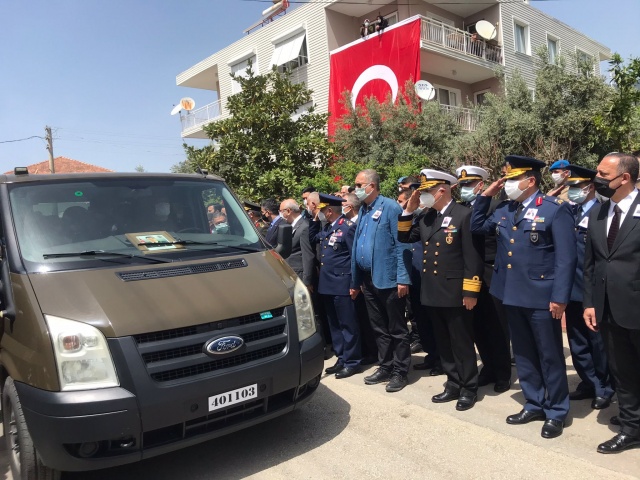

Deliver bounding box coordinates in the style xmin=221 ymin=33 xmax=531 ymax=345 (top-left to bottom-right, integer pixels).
xmin=510 ymin=239 xmax=515 ymax=244
xmin=433 ymin=270 xmax=438 ymax=275
xmin=508 ymin=252 xmax=512 ymax=256
xmin=423 ymin=260 xmax=426 ymax=264
xmin=507 ymin=264 xmax=512 ymax=269
xmin=435 ymin=252 xmax=439 ymax=256
xmin=434 ymin=261 xmax=438 ymax=266
xmin=423 ymin=269 xmax=426 ymax=273
xmin=320 ymin=262 xmax=324 ymax=266
xmin=436 ymin=242 xmax=440 ymax=247
xmin=512 ymin=226 xmax=517 ymax=231
xmin=425 ymin=241 xmax=429 ymax=246
xmin=424 ymin=250 xmax=427 ymax=254
xmin=540 ymin=275 xmax=545 ymax=279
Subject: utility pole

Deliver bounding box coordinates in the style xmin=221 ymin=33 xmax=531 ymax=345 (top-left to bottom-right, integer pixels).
xmin=45 ymin=126 xmax=55 ymax=174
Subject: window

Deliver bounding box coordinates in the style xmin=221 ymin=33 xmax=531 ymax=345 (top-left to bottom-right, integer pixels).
xmin=271 ymin=31 xmax=308 ymax=72
xmin=384 ymin=12 xmax=398 ymax=26
xmin=528 ymin=87 xmax=536 ymax=101
xmin=474 ymin=90 xmax=491 ymax=106
xmin=434 ymin=86 xmax=460 ymax=107
xmin=547 ymin=36 xmax=558 ymax=64
xmin=514 ymin=21 xmax=529 ymax=54
xmin=230 ymin=55 xmax=256 ymax=94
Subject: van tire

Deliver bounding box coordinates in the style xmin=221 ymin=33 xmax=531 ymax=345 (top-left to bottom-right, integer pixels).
xmin=2 ymin=377 xmax=61 ymax=480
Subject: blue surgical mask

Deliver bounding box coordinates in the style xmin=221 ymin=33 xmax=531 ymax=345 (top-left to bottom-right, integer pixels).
xmin=354 ymin=187 xmax=368 ymax=201
xmin=214 ymin=222 xmax=229 ymax=234
xmin=460 ymin=186 xmax=477 ymax=203
xmin=567 ymin=186 xmax=589 ymax=204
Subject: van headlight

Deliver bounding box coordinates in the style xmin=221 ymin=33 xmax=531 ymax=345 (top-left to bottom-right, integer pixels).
xmin=45 ymin=315 xmax=119 ymax=391
xmin=293 ymin=278 xmax=316 ymax=342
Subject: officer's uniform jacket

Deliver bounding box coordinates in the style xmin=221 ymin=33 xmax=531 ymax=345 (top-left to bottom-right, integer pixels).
xmin=470 ymin=191 xmax=577 ymax=309
xmin=309 ymin=215 xmax=356 ymax=296
xmin=570 ymin=201 xmax=596 ymax=303
xmin=398 ymin=201 xmax=484 ymax=307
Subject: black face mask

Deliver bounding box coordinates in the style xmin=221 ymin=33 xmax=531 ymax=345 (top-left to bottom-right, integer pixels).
xmin=593 ymin=174 xmax=623 ymax=198
xmin=261 ymin=214 xmax=269 ymax=222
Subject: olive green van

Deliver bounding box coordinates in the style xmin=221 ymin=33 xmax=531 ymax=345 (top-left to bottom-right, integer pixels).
xmin=0 ymin=170 xmax=324 ymax=479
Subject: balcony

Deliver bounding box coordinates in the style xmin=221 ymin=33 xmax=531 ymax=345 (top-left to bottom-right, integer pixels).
xmin=440 ymin=104 xmax=478 ymax=132
xmin=421 ymin=17 xmax=502 ymax=65
xmin=181 ymin=100 xmax=222 ymax=138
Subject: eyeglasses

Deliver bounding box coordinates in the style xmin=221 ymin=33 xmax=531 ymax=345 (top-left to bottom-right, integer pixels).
xmin=354 ymin=182 xmax=371 ymax=188
xmin=278 ymin=209 xmax=290 ymax=213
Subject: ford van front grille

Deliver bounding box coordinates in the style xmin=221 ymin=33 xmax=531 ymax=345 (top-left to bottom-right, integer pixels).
xmin=133 ymin=307 xmax=289 ymax=383
xmin=116 ymin=259 xmax=248 ymax=282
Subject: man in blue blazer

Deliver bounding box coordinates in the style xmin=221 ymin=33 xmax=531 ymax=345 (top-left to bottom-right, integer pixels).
xmin=471 ymin=156 xmax=577 ymax=439
xmin=350 ymin=169 xmax=413 ymax=392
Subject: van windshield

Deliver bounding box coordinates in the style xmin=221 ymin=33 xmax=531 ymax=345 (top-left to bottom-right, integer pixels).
xmin=8 ymin=177 xmax=264 ymax=272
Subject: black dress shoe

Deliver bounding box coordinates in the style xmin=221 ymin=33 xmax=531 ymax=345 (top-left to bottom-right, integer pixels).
xmin=506 ymin=409 xmax=546 ymax=425
xmin=610 ymin=415 xmax=621 ymax=426
xmin=325 ymin=360 xmax=343 ymax=375
xmin=429 ymin=365 xmax=444 ymax=376
xmin=385 ymin=373 xmax=408 ymax=392
xmin=335 ymin=366 xmax=361 ymax=379
xmin=569 ymin=389 xmax=595 ymax=401
xmin=410 ymin=340 xmax=423 ymax=354
xmin=541 ymin=419 xmax=564 ymax=439
xmin=364 ymin=367 xmax=392 ymax=385
xmin=494 ymin=380 xmax=511 ymax=393
xmin=456 ymin=395 xmax=477 ymax=411
xmin=432 ymin=389 xmax=460 ymax=403
xmin=591 ymin=396 xmax=611 ymax=410
xmin=597 ymin=433 xmax=640 ymax=454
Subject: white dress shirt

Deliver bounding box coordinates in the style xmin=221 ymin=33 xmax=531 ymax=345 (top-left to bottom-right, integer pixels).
xmin=607 ymin=189 xmax=638 ymax=233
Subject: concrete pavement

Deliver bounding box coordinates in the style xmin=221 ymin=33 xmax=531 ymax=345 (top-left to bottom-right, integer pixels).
xmin=1 ymin=340 xmax=639 ymax=479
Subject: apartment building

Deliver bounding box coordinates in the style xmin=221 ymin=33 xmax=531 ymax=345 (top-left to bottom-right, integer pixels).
xmin=176 ymin=0 xmax=611 ymax=138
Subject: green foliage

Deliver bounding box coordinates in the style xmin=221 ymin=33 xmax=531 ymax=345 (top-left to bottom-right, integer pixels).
xmin=181 ymin=62 xmax=331 ymax=201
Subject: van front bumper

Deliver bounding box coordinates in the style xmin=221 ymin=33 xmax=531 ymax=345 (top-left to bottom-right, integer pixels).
xmin=15 ymin=331 xmax=324 ymax=472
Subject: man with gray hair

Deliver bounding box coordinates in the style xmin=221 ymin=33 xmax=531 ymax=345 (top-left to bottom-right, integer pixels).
xmin=280 ymin=199 xmax=315 ymax=290
xmin=351 ymin=169 xmax=413 ymax=392
xmin=343 ymin=192 xmax=361 ymax=223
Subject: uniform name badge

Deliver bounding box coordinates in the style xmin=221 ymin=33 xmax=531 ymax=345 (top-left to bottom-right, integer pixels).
xmin=578 ymin=216 xmax=589 ymax=228
xmin=372 ymin=209 xmax=382 ymax=220
xmin=441 ymin=216 xmax=452 ymax=228
xmin=524 ymin=208 xmax=538 ymax=221
xmin=634 ymin=205 xmax=640 ymax=218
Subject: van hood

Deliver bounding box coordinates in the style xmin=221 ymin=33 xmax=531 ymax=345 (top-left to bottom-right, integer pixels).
xmin=28 ymin=252 xmax=296 ymax=337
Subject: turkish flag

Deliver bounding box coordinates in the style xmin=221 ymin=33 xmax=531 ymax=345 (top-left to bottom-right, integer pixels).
xmin=328 ymin=18 xmax=421 ymax=137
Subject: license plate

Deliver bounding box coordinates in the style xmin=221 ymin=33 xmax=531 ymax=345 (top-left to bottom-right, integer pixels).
xmin=208 ymin=384 xmax=258 ymax=412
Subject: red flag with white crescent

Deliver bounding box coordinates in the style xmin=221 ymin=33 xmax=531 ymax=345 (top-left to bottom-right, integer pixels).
xmin=327 ymin=17 xmax=421 ymax=137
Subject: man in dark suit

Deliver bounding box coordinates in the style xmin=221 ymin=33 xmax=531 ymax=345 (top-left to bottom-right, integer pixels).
xmin=398 ymin=169 xmax=484 ymax=410
xmin=351 ymin=169 xmax=413 ymax=393
xmin=309 ymin=193 xmax=362 ymax=378
xmin=471 ymin=156 xmax=577 ymax=439
xmin=280 ymin=199 xmax=315 ymax=290
xmin=456 ymin=165 xmax=511 ymax=394
xmin=583 ymin=152 xmax=640 ymax=454
xmin=261 ymin=198 xmax=284 ymax=248
xmin=563 ymin=165 xmax=613 ymax=410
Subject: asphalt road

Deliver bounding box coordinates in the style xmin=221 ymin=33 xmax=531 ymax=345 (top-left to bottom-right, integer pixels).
xmin=1 ymin=346 xmax=639 ymax=480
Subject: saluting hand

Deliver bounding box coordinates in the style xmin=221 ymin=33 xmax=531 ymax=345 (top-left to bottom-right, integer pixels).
xmin=405 ymin=190 xmax=421 ymax=214
xmin=583 ymin=307 xmax=598 ymax=332
xmin=482 ymin=178 xmax=505 ymax=197
xmin=549 ymin=302 xmax=566 ymax=320
xmin=462 ymin=297 xmax=477 ymax=310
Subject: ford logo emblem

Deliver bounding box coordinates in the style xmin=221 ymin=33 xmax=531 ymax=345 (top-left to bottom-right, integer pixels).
xmin=203 ymin=335 xmax=245 ymax=356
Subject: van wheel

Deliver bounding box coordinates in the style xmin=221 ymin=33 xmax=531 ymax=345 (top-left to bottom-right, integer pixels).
xmin=2 ymin=378 xmax=61 ymax=480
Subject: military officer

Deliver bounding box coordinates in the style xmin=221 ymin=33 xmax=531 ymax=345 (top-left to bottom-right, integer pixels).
xmin=457 ymin=165 xmax=512 ymax=393
xmin=309 ymin=193 xmax=362 ymax=378
xmin=244 ymin=200 xmax=268 ymax=236
xmin=471 ymin=155 xmax=577 ymax=439
xmin=564 ymin=165 xmax=614 ymax=408
xmin=398 ymin=169 xmax=484 ymax=411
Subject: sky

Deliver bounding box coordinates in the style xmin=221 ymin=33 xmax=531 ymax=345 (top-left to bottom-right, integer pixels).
xmin=1 ymin=0 xmax=638 ymax=174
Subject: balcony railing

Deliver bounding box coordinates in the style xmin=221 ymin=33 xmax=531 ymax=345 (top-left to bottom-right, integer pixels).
xmin=180 ymin=99 xmax=222 ymax=134
xmin=421 ymin=17 xmax=502 ymax=64
xmin=440 ymin=104 xmax=478 ymax=131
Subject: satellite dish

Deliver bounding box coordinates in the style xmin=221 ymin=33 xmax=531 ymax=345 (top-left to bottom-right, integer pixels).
xmin=180 ymin=97 xmax=195 ymax=111
xmin=414 ymin=80 xmax=436 ymax=101
xmin=170 ymin=104 xmax=182 ymax=116
xmin=475 ymin=20 xmax=497 ymax=41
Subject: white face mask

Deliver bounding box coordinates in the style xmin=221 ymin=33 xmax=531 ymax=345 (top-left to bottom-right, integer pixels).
xmin=317 ymin=211 xmax=326 ymax=222
xmin=551 ymin=172 xmax=565 ymax=186
xmin=342 ymin=206 xmax=351 ymax=215
xmin=420 ymin=192 xmax=436 ymax=209
xmin=354 ymin=186 xmax=369 ymax=201
xmin=460 ymin=186 xmax=477 ymax=203
xmin=567 ymin=185 xmax=590 ymax=204
xmin=504 ymin=179 xmax=526 ymax=201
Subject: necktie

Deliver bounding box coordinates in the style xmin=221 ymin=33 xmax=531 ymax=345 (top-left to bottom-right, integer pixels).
xmin=607 ymin=205 xmax=621 ymax=251
xmin=514 ymin=203 xmax=524 ymax=222
xmin=575 ymin=205 xmax=583 ymax=227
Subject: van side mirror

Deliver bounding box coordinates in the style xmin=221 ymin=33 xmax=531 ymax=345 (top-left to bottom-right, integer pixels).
xmin=274 ymin=223 xmax=292 ymax=259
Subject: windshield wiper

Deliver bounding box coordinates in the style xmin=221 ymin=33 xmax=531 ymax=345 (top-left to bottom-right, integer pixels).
xmin=43 ymin=250 xmax=172 ymax=263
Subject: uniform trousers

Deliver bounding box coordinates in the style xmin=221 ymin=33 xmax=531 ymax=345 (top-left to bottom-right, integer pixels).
xmin=322 ymin=294 xmax=362 ymax=369
xmin=361 ymin=273 xmax=411 ymax=375
xmin=504 ymin=305 xmax=569 ymax=421
xmin=565 ymin=300 xmax=613 ymax=399
xmin=409 ymin=268 xmax=439 ymax=360
xmin=601 ymin=298 xmax=640 ymax=438
xmin=430 ymin=306 xmax=478 ymax=396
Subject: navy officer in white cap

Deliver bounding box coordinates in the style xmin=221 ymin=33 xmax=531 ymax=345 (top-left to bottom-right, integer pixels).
xmin=456 ymin=165 xmax=512 ymax=394
xmin=398 ymin=169 xmax=484 ymax=411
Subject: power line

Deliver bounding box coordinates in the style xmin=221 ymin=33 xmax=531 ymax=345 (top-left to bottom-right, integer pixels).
xmin=0 ymin=135 xmax=43 ymax=144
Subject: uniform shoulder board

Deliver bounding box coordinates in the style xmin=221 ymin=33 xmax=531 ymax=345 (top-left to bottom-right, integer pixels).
xmin=543 ymin=196 xmax=562 ymax=205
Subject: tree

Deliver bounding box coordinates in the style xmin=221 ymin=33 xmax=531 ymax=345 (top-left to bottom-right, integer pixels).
xmin=135 ymin=164 xmax=145 ymax=172
xmin=182 ymin=63 xmax=332 ymax=200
